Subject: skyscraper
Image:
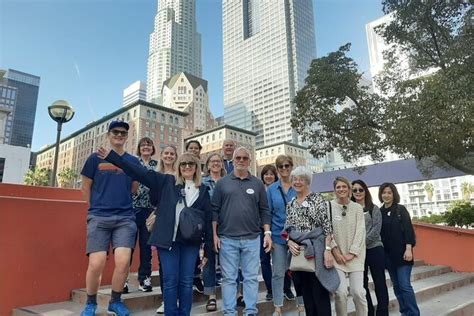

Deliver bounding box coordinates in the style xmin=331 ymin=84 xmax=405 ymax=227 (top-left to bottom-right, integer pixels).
xmin=146 ymin=0 xmax=202 ymax=104
xmin=123 ymin=81 xmax=147 ymax=107
xmin=223 ymin=0 xmax=316 ymax=147
xmin=1 ymin=69 xmax=40 ymax=148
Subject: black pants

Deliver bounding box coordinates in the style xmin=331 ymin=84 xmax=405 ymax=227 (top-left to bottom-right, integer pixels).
xmin=296 ymin=271 xmax=331 ymax=316
xmin=131 ymin=207 xmax=153 ymax=281
xmin=364 ymin=246 xmax=389 ymax=316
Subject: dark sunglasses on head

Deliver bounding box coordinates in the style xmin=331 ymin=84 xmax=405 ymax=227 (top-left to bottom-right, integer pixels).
xmin=352 ymin=188 xmax=365 ymax=193
xmin=234 ymin=156 xmax=249 ymax=161
xmin=277 ymin=163 xmax=291 ymax=169
xmin=179 ymin=161 xmax=196 ymax=168
xmin=342 ymin=205 xmax=347 ymax=217
xmin=110 ymin=129 xmax=128 ymax=136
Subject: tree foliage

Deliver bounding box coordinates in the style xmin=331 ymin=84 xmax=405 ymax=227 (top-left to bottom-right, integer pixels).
xmin=292 ymin=1 xmax=473 ymax=174
xmin=57 ymin=167 xmax=79 ymax=188
xmin=24 ymin=168 xmax=50 ymax=186
xmin=445 ymin=200 xmax=474 ymax=228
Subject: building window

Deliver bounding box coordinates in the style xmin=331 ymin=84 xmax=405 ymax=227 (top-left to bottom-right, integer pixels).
xmin=147 ymin=110 xmax=151 ymax=118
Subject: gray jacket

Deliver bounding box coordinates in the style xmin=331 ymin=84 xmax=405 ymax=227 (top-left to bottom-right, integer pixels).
xmin=286 ymin=227 xmax=340 ymax=293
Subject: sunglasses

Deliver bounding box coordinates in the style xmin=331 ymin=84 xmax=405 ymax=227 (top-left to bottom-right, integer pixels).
xmin=352 ymin=188 xmax=365 ymax=193
xmin=110 ymin=129 xmax=128 ymax=136
xmin=234 ymin=156 xmax=249 ymax=161
xmin=278 ymin=164 xmax=291 ymax=169
xmin=179 ymin=161 xmax=196 ymax=168
xmin=342 ymin=205 xmax=347 ymax=217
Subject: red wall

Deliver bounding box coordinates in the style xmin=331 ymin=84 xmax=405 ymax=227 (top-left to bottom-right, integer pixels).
xmin=413 ymin=222 xmax=474 ymax=272
xmin=0 ymin=184 xmax=148 ymax=316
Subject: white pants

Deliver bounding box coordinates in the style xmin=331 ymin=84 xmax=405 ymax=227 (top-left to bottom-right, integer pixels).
xmin=335 ymin=269 xmax=368 ymax=316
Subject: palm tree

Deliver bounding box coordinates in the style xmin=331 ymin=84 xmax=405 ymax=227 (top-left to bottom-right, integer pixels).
xmin=460 ymin=182 xmax=474 ymax=201
xmin=424 ymin=183 xmax=435 ymax=202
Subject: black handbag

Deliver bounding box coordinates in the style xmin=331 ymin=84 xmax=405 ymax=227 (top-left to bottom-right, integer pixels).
xmin=178 ymin=189 xmax=205 ymax=243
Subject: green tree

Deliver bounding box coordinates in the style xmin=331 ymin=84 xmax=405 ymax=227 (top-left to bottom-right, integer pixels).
xmin=24 ymin=168 xmax=50 ymax=186
xmin=57 ymin=167 xmax=79 ymax=188
xmin=445 ymin=200 xmax=474 ymax=228
xmin=292 ymin=1 xmax=473 ymax=174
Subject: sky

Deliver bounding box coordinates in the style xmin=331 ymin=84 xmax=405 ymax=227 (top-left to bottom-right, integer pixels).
xmin=0 ymin=0 xmax=384 ymax=152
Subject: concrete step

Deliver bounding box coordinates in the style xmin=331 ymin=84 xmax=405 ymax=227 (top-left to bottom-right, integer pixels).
xmin=388 ymin=283 xmax=474 ymax=316
xmin=13 ymin=270 xmax=474 ymax=316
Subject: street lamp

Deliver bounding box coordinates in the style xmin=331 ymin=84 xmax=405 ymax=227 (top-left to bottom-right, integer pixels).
xmin=48 ymin=100 xmax=75 ymax=187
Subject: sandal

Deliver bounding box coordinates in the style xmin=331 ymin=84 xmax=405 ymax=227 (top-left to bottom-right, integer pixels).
xmin=206 ymin=298 xmax=217 ymax=312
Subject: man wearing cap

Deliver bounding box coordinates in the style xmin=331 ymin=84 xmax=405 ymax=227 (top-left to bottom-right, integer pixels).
xmin=80 ymin=120 xmax=140 ymax=316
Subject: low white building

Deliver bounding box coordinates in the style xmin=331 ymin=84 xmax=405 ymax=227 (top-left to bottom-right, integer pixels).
xmin=0 ymin=143 xmax=31 ymax=184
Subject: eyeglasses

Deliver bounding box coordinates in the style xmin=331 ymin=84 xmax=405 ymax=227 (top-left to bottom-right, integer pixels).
xmin=139 ymin=143 xmax=152 ymax=147
xmin=209 ymin=159 xmax=222 ymax=164
xmin=342 ymin=205 xmax=347 ymax=217
xmin=277 ymin=164 xmax=291 ymax=169
xmin=234 ymin=156 xmax=249 ymax=161
xmin=179 ymin=161 xmax=196 ymax=168
xmin=352 ymin=188 xmax=365 ymax=193
xmin=110 ymin=130 xmax=128 ymax=136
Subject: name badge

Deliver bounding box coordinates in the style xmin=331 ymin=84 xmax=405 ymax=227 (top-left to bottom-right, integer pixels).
xmin=246 ymin=188 xmax=255 ymax=194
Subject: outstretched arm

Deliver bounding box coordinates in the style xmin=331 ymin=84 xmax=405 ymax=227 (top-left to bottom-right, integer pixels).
xmin=97 ymin=147 xmax=163 ymax=191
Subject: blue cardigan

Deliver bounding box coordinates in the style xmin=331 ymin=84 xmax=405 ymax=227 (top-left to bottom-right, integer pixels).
xmin=106 ymin=150 xmax=213 ymax=254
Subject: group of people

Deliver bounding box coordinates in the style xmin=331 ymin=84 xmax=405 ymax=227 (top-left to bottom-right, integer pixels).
xmin=80 ymin=120 xmax=420 ymax=316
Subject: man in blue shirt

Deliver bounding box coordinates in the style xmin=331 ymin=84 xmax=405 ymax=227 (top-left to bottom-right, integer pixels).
xmin=80 ymin=120 xmax=140 ymax=316
xmin=222 ymin=139 xmax=235 ymax=174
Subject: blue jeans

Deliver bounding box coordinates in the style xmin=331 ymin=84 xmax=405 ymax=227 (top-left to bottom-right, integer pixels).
xmin=386 ymin=256 xmax=420 ymax=316
xmin=220 ymin=236 xmax=260 ymax=315
xmin=159 ymin=242 xmax=199 ymax=316
xmin=271 ymin=243 xmax=288 ymax=307
xmin=203 ymin=248 xmax=217 ymax=295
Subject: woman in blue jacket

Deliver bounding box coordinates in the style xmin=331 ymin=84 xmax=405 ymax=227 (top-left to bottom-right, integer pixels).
xmin=98 ymin=148 xmax=212 ymax=316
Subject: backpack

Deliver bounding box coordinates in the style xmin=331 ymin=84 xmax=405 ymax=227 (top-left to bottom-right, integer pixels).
xmin=178 ymin=189 xmax=205 ymax=243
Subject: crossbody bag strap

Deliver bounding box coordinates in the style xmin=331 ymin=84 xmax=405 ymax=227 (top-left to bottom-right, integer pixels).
xmin=278 ymin=186 xmax=288 ymax=206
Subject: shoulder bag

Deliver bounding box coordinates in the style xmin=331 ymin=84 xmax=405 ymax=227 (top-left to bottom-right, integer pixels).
xmin=289 ymin=245 xmax=316 ymax=272
xmin=178 ymin=191 xmax=205 ymax=243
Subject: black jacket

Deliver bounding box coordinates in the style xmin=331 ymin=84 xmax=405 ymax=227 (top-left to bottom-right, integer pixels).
xmin=106 ymin=150 xmax=212 ymax=254
xmin=380 ymin=203 xmax=416 ymax=266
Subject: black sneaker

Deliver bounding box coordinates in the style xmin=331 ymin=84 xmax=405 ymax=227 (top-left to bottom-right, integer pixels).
xmin=236 ymin=296 xmax=245 ymax=307
xmin=123 ymin=280 xmax=129 ymax=294
xmin=265 ymin=292 xmax=273 ymax=301
xmin=193 ymin=278 xmax=204 ymax=294
xmin=284 ymin=290 xmax=296 ymax=301
xmin=139 ymin=276 xmax=153 ymax=292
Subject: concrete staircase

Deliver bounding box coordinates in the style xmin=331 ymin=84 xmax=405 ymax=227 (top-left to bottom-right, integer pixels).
xmin=12 ymin=260 xmax=474 ymax=316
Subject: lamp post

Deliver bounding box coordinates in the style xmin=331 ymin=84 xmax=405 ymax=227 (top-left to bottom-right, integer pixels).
xmin=48 ymin=100 xmax=75 ymax=187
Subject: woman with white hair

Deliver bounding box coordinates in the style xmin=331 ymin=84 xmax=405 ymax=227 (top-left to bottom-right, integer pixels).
xmin=284 ymin=166 xmax=339 ymax=316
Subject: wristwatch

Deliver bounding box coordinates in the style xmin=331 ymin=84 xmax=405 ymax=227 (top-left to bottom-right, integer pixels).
xmin=264 ymin=231 xmax=272 ymax=236
xmin=325 ymin=245 xmax=332 ymax=251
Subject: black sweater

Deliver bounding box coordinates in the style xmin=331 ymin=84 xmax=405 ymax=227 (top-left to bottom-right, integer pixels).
xmin=380 ymin=203 xmax=416 ymax=266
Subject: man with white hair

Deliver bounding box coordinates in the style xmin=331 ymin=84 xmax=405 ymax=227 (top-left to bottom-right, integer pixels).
xmin=212 ymin=147 xmax=272 ymax=316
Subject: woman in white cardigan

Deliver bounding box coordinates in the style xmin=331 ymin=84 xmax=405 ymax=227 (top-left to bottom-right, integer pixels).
xmin=330 ymin=176 xmax=368 ymax=316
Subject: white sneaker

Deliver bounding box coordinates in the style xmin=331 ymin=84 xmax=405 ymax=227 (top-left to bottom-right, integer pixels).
xmin=156 ymin=303 xmax=165 ymax=314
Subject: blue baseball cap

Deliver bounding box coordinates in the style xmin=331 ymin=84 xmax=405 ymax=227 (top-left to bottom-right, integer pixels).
xmin=108 ymin=120 xmax=129 ymax=131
